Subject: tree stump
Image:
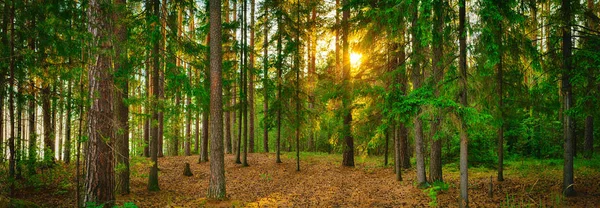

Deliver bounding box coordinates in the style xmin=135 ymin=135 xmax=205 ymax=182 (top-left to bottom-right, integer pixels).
xmin=183 ymin=163 xmax=193 ymax=176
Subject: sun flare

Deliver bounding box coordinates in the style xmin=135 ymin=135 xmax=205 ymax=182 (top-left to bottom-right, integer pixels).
xmin=350 ymin=52 xmax=362 ymax=67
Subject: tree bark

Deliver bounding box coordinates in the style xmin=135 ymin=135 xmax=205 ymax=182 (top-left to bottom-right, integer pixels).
xmin=207 ymin=0 xmax=226 ymax=199
xmin=410 ymin=0 xmax=426 ymax=186
xmin=394 ymin=123 xmax=402 ymax=181
xmin=114 ymin=0 xmax=130 ymax=195
xmin=148 ymin=0 xmax=160 ymax=192
xmin=200 ymin=2 xmax=210 ymax=162
xmin=85 ymin=0 xmax=116 ymax=205
xmin=459 ymin=0 xmax=469 ymax=206
xmin=263 ymin=5 xmax=269 ymax=153
xmin=496 ymin=23 xmax=505 ymax=182
xmin=275 ymin=0 xmax=282 ymax=163
xmin=341 ymin=0 xmax=354 ymax=167
xmin=561 ymin=0 xmax=575 ymax=197
xmin=28 ymin=81 xmax=37 ymax=175
xmin=249 ymin=0 xmax=256 ymax=153
xmin=295 ymin=0 xmax=301 ymax=172
xmin=583 ymin=0 xmax=595 ymax=159
xmin=8 ymin=0 xmax=16 ymax=191
xmin=242 ymin=0 xmax=249 ymax=167
xmin=430 ymin=0 xmax=445 ymax=183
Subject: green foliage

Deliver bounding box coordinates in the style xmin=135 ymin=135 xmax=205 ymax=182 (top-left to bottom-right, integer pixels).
xmin=423 ymin=181 xmax=449 ymax=207
xmin=115 ymin=202 xmax=139 ymax=208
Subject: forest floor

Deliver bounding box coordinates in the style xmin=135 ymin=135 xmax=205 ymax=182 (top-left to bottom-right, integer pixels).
xmin=2 ymin=152 xmax=600 ymax=207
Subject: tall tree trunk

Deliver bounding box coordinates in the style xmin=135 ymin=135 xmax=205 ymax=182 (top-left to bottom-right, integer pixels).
xmin=158 ymin=63 xmax=164 ymax=158
xmin=410 ymin=0 xmax=426 ymax=186
xmin=186 ymin=72 xmax=192 ymax=156
xmin=148 ymin=0 xmax=160 ymax=192
xmin=207 ymin=0 xmax=226 ymax=199
xmin=394 ymin=123 xmax=402 ymax=181
xmin=275 ymin=0 xmax=282 ymax=163
xmin=583 ymin=0 xmax=595 ymax=159
xmin=561 ymin=0 xmax=575 ymax=197
xmin=496 ymin=23 xmax=505 ymax=182
xmin=0 ymin=0 xmax=7 ymax=166
xmin=295 ymin=0 xmax=301 ymax=172
xmin=58 ymin=85 xmax=64 ymax=161
xmin=114 ymin=0 xmax=130 ymax=195
xmin=28 ymin=81 xmax=37 ymax=175
xmin=242 ymin=0 xmax=249 ymax=167
xmin=64 ymin=81 xmax=73 ymax=164
xmin=8 ymin=0 xmax=16 ymax=192
xmin=42 ymin=78 xmax=53 ymax=163
xmin=85 ymin=0 xmax=116 ymax=205
xmin=232 ymin=0 xmax=238 ymax=159
xmin=429 ymin=0 xmax=445 ymax=183
xmin=262 ymin=5 xmax=269 ymax=153
xmin=341 ymin=0 xmax=354 ymax=167
xmin=458 ymin=0 xmax=470 ymax=206
xmin=200 ymin=2 xmax=210 ymax=163
xmin=308 ymin=2 xmax=316 ymax=152
xmin=249 ymin=0 xmax=255 ymax=153
xmin=144 ymin=51 xmax=150 ymax=157
xmin=397 ymin=25 xmax=410 ymax=170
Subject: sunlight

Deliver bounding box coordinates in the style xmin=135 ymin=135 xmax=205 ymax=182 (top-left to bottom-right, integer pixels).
xmin=350 ymin=52 xmax=362 ymax=67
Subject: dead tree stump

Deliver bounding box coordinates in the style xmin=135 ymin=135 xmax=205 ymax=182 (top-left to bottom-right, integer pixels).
xmin=183 ymin=163 xmax=193 ymax=176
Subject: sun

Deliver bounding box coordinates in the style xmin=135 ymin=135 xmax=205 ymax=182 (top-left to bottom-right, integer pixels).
xmin=350 ymin=52 xmax=362 ymax=67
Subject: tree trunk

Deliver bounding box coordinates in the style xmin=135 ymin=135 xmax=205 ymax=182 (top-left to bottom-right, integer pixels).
xmin=583 ymin=0 xmax=595 ymax=159
xmin=496 ymin=23 xmax=505 ymax=182
xmin=8 ymin=0 xmax=16 ymax=191
xmin=114 ymin=0 xmax=130 ymax=195
xmin=275 ymin=0 xmax=282 ymax=163
xmin=394 ymin=123 xmax=402 ymax=181
xmin=561 ymin=0 xmax=575 ymax=197
xmin=64 ymin=81 xmax=73 ymax=164
xmin=85 ymin=0 xmax=116 ymax=205
xmin=207 ymin=0 xmax=226 ymax=199
xmin=144 ymin=50 xmax=150 ymax=157
xmin=242 ymin=0 xmax=249 ymax=167
xmin=249 ymin=0 xmax=256 ymax=154
xmin=28 ymin=81 xmax=37 ymax=175
xmin=148 ymin=0 xmax=160 ymax=192
xmin=341 ymin=0 xmax=354 ymax=167
xmin=429 ymin=0 xmax=445 ymax=183
xmin=295 ymin=0 xmax=301 ymax=172
xmin=201 ymin=13 xmax=210 ymax=162
xmin=458 ymin=0 xmax=469 ymax=206
xmin=263 ymin=5 xmax=269 ymax=153
xmin=185 ymin=74 xmax=192 ymax=156
xmin=410 ymin=0 xmax=426 ymax=186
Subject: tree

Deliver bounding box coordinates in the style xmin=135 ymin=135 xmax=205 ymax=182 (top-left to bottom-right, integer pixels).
xmin=275 ymin=0 xmax=282 ymax=163
xmin=294 ymin=0 xmax=300 ymax=172
xmin=249 ymin=0 xmax=256 ymax=153
xmin=429 ymin=0 xmax=445 ymax=183
xmin=458 ymin=0 xmax=469 ymax=206
xmin=242 ymin=0 xmax=249 ymax=167
xmin=561 ymin=0 xmax=575 ymax=197
xmin=410 ymin=0 xmax=426 ymax=186
xmin=583 ymin=0 xmax=596 ymax=159
xmin=262 ymin=0 xmax=269 ymax=153
xmin=114 ymin=0 xmax=130 ymax=195
xmin=341 ymin=0 xmax=354 ymax=167
xmin=207 ymin=0 xmax=226 ymax=200
xmin=84 ymin=0 xmax=115 ymax=205
xmin=8 ymin=0 xmax=16 ymax=193
xmin=148 ymin=0 xmax=161 ymax=192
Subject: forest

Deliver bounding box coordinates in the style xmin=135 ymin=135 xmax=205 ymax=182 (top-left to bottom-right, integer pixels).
xmin=0 ymin=0 xmax=599 ymax=207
